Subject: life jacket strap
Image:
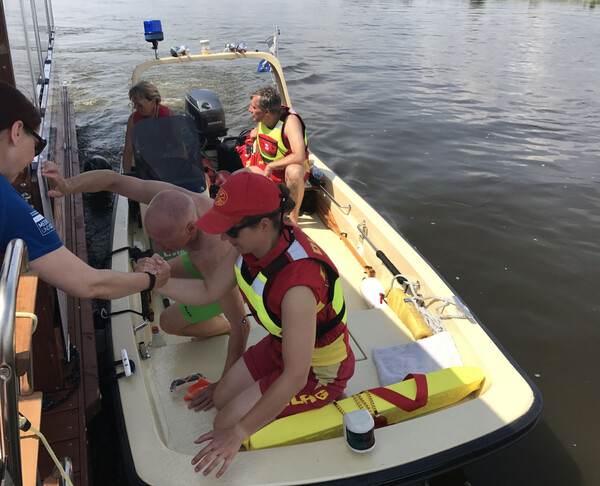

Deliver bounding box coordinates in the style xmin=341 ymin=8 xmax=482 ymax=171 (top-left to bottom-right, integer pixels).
xmin=368 ymin=373 xmax=428 ymax=412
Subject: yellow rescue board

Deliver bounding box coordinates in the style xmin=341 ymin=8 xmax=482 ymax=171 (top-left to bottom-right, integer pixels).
xmin=244 ymin=366 xmax=485 ymax=451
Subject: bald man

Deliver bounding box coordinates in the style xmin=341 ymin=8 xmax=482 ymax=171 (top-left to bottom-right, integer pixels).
xmin=142 ymin=190 xmax=238 ymax=340
xmin=42 ymin=163 xmax=249 ymax=408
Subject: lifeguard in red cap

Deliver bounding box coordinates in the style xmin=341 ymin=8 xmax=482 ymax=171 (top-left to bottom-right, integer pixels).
xmin=158 ymin=171 xmax=355 ymax=478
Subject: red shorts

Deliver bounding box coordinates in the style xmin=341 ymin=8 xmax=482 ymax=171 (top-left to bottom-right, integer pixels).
xmin=246 ymin=157 xmax=309 ymax=184
xmin=243 ymin=334 xmax=355 ymax=418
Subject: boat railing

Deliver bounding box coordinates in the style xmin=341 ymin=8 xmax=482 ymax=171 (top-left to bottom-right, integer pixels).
xmin=132 ymin=50 xmax=291 ymax=107
xmin=0 ymin=238 xmax=29 ymax=485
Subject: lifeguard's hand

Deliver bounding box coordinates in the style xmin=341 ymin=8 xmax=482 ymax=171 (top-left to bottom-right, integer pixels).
xmin=41 ymin=161 xmax=69 ymax=197
xmin=192 ymin=427 xmax=245 ymax=478
xmin=187 ymin=382 xmax=218 ymax=412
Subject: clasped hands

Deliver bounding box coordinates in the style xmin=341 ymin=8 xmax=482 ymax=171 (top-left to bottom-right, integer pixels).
xmin=134 ymin=254 xmax=171 ymax=289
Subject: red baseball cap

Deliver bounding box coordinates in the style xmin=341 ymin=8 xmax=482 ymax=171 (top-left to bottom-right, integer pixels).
xmin=195 ymin=171 xmax=281 ymax=234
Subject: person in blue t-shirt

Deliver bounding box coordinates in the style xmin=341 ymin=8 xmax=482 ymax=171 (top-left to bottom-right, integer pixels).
xmin=0 ymin=81 xmax=170 ymax=298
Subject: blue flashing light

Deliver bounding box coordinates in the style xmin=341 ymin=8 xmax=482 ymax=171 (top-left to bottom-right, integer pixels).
xmin=144 ymin=20 xmax=164 ymax=43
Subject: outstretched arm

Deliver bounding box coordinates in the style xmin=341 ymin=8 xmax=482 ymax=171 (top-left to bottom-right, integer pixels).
xmin=219 ymin=289 xmax=250 ymax=374
xmin=188 ymin=239 xmax=249 ymax=375
xmin=41 ymin=161 xmax=198 ymax=205
xmin=186 ymin=287 xmax=249 ymax=412
xmin=147 ymin=247 xmax=239 ymax=307
xmin=30 ymin=246 xmax=170 ymax=300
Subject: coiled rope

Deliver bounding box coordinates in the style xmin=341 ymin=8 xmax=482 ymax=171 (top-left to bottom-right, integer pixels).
xmin=388 ymin=275 xmax=469 ymax=334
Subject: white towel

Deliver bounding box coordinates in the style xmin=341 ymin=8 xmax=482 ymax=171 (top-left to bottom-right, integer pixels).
xmin=372 ymin=331 xmax=463 ymax=387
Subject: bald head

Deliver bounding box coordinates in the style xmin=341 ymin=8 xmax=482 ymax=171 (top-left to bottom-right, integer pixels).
xmin=144 ymin=190 xmax=197 ymax=240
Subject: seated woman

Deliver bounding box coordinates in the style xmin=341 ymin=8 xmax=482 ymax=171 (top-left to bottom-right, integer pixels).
xmin=122 ymin=80 xmax=174 ymax=172
xmin=150 ymin=172 xmax=355 ymax=478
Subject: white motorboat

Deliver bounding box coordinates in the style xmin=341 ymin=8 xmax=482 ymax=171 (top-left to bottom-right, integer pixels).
xmin=105 ymin=30 xmax=542 ymax=486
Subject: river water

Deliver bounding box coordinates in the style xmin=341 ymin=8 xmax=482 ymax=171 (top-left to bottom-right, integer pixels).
xmin=50 ymin=0 xmax=599 ymax=484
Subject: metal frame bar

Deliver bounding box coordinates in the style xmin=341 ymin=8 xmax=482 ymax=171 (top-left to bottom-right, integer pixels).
xmin=132 ymin=51 xmax=292 ymax=108
xmin=0 ymin=239 xmax=29 ymax=485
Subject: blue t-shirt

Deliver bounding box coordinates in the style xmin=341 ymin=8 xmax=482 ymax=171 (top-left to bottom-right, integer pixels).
xmin=0 ymin=174 xmax=62 ymax=261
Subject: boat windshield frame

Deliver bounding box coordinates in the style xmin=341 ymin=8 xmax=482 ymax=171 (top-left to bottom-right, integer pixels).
xmin=132 ymin=51 xmax=292 ymax=108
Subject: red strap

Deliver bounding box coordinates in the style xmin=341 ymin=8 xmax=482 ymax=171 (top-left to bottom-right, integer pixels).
xmin=368 ymin=373 xmax=428 ymax=412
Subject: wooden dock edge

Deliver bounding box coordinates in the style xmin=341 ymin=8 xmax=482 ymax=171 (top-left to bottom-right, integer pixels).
xmin=32 ymin=85 xmax=100 ymax=485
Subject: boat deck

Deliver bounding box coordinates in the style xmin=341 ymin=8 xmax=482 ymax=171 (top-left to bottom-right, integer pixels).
xmin=105 ymin=163 xmax=541 ymax=486
xmin=125 ymin=209 xmax=419 ymax=456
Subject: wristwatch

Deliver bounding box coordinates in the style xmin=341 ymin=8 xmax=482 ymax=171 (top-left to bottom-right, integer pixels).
xmin=145 ymin=272 xmax=156 ymax=292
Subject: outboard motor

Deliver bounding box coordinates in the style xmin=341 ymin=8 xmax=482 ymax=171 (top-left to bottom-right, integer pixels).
xmin=185 ymin=89 xmax=228 ymax=143
xmin=185 ymin=89 xmax=245 ymax=175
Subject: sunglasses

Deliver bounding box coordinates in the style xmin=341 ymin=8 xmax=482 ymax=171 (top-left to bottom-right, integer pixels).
xmin=224 ymin=215 xmax=267 ymax=239
xmin=25 ymin=125 xmax=47 ymax=156
xmin=224 ymin=210 xmax=279 ymax=238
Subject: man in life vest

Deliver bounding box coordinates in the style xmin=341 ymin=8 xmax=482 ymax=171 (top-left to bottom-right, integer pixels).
xmin=122 ymin=81 xmax=174 ymax=173
xmin=244 ymin=85 xmax=310 ymax=226
xmin=153 ymin=172 xmax=355 ymax=478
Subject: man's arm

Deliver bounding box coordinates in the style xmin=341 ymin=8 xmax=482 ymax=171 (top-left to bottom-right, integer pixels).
xmin=41 ymin=161 xmax=198 ymax=204
xmin=30 ymin=246 xmax=170 ymax=300
xmin=150 ymin=247 xmax=239 ymax=307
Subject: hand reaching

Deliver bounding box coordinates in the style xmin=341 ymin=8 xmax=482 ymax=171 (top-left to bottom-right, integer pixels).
xmin=41 ymin=161 xmax=69 ymax=197
xmin=187 ymin=382 xmax=218 ymax=411
xmin=249 ymin=127 xmax=258 ymax=142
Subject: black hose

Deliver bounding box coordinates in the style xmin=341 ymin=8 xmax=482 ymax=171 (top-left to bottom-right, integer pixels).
xmin=375 ymin=250 xmax=407 ymax=285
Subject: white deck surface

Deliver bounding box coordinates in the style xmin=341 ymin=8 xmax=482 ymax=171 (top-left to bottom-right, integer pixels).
xmin=134 ymin=212 xmax=418 ymax=455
